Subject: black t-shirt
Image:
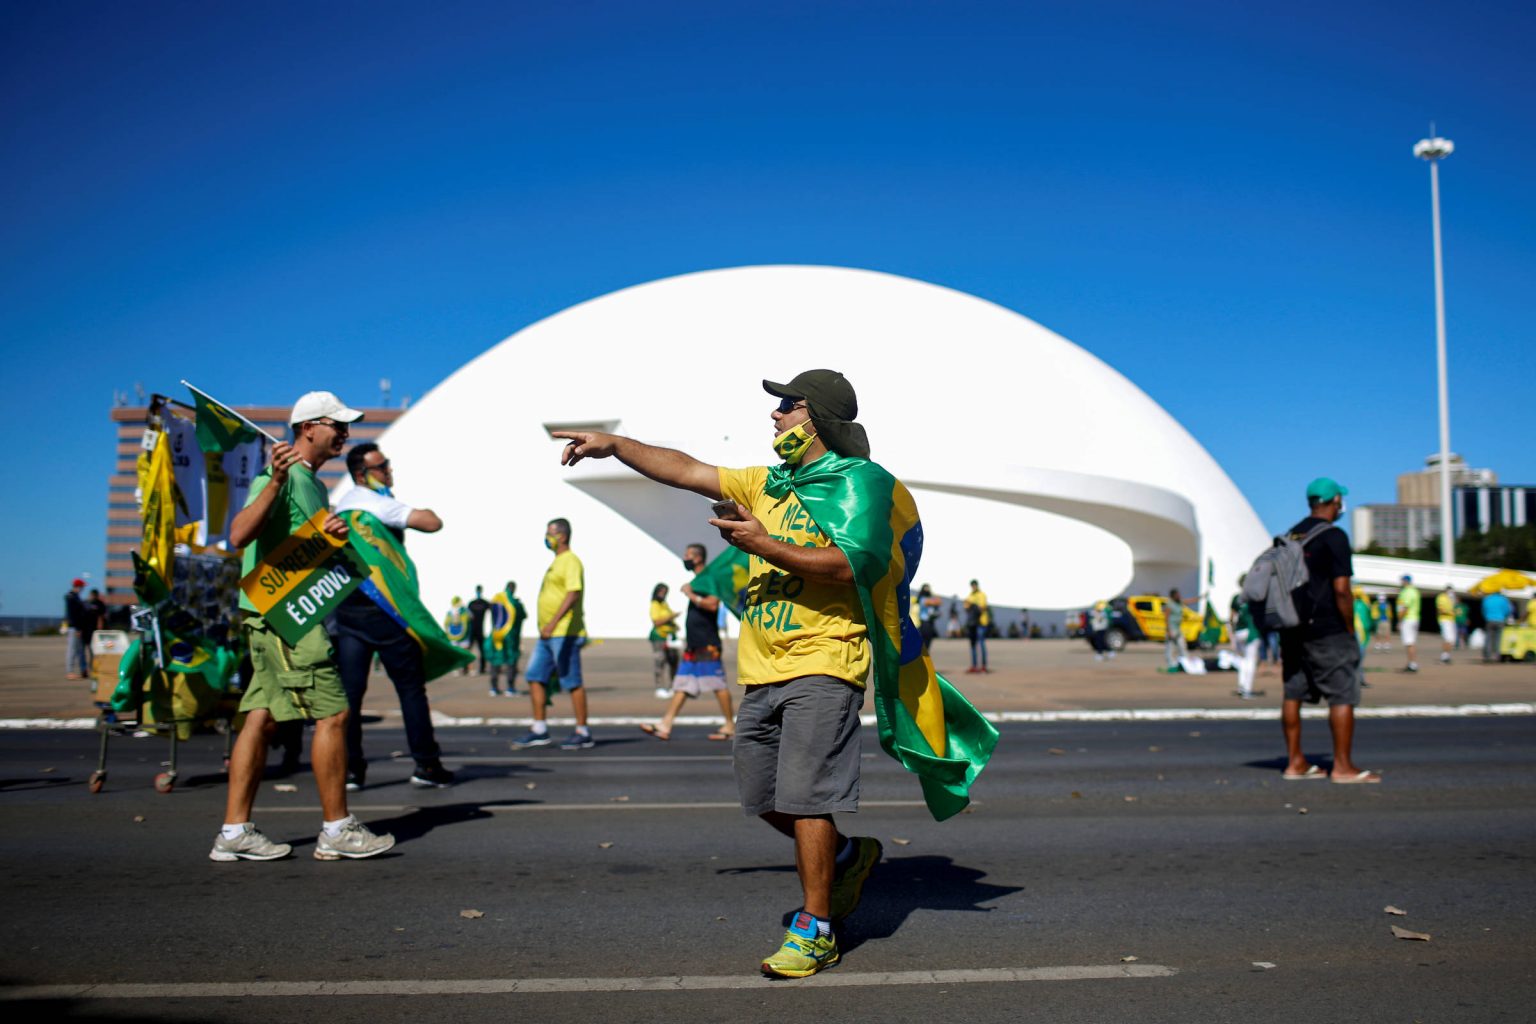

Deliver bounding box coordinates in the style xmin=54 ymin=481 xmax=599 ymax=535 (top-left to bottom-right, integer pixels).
xmin=1286 ymin=516 xmax=1353 ymax=638
xmin=685 ymin=596 xmax=721 ymax=652
xmin=467 ymin=597 xmax=491 ymax=638
xmin=64 ymin=592 xmax=93 ymax=631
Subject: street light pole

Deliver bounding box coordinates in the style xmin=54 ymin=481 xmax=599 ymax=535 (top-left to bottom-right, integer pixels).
xmin=1414 ymin=131 xmax=1455 ymax=569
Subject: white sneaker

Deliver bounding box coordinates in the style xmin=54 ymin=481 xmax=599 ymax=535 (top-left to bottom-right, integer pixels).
xmin=314 ymin=820 xmax=396 ymax=860
xmin=209 ymin=824 xmax=291 ymax=862
xmin=654 ymin=688 xmax=670 ymax=699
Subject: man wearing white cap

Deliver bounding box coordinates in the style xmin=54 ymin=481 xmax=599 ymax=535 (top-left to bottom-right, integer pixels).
xmin=209 ymin=391 xmax=396 ymax=863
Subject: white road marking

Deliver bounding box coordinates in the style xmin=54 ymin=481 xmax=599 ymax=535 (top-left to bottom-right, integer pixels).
xmin=260 ymin=799 xmax=932 ymax=813
xmin=0 ymin=964 xmax=1175 ymax=1000
xmin=6 ymin=702 xmax=1531 ymax=731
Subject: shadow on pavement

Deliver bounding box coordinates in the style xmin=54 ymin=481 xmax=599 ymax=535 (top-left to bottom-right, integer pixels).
xmin=720 ymin=854 xmax=1021 ymax=953
xmin=359 ymin=799 xmax=539 ymax=845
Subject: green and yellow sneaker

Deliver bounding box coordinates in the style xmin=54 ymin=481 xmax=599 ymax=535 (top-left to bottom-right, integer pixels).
xmin=760 ymin=912 xmax=840 ymax=979
xmin=829 ymin=836 xmax=883 ymax=921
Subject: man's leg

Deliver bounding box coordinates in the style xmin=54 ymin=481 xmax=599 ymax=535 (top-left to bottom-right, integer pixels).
xmin=656 ymin=689 xmax=689 ymax=735
xmin=1326 ymin=704 xmax=1359 ymax=776
xmin=1280 ymin=699 xmax=1308 ymax=776
xmin=333 ymin=630 xmax=372 ymax=781
xmin=794 ymin=815 xmax=838 ymax=919
xmin=224 ymin=708 xmax=278 ymax=825
xmin=311 ymin=710 xmax=349 ymax=822
xmin=713 ymin=687 xmax=735 ymax=733
xmin=977 ymin=628 xmax=988 ymax=670
xmin=527 ymin=682 xmax=548 ymax=722
xmin=376 ymin=631 xmax=441 ymax=772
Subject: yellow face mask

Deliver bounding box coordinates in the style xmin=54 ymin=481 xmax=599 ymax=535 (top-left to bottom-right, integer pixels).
xmin=772 ymin=421 xmax=817 ymax=465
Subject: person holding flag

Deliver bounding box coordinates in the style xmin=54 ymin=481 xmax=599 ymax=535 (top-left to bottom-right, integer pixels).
xmin=486 ymin=581 xmax=527 ymax=696
xmin=209 ymin=391 xmax=396 ymax=863
xmin=333 ymin=442 xmax=464 ymax=790
xmin=552 ymin=369 xmax=996 ymax=979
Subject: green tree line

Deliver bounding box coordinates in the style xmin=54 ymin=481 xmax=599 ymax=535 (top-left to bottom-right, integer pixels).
xmin=1360 ymin=523 xmax=1536 ymax=571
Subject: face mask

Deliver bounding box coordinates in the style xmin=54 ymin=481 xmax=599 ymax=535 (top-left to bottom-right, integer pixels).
xmin=682 ymin=558 xmax=696 ymax=571
xmin=544 ymin=535 xmax=557 ymax=551
xmin=365 ymin=476 xmax=393 ymax=497
xmin=772 ymin=421 xmax=817 ymax=465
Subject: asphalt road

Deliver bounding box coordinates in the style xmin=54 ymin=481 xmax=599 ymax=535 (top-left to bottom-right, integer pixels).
xmin=2 ymin=717 xmax=1533 ymax=1023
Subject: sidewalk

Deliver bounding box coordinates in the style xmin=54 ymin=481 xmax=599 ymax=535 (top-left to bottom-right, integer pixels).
xmin=2 ymin=635 xmax=1530 ymax=725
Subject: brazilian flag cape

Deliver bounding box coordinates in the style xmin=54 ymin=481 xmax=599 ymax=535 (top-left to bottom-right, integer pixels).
xmin=692 ymin=453 xmax=999 ymax=821
xmin=344 ymin=510 xmax=474 ymax=681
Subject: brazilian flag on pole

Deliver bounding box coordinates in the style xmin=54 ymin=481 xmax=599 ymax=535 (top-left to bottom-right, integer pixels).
xmin=344 ymin=510 xmax=474 ymax=681
xmin=692 ymin=453 xmax=998 ymax=821
xmin=192 ymin=390 xmax=260 ymax=454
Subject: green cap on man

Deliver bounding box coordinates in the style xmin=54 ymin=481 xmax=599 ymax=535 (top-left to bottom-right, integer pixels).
xmin=1305 ymin=477 xmax=1349 ymax=502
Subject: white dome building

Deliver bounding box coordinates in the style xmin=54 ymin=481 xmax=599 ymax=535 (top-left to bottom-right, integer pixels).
xmin=341 ymin=266 xmax=1267 ymax=636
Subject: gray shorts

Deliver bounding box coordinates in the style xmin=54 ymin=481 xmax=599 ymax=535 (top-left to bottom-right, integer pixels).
xmin=734 ymin=675 xmax=865 ymax=817
xmin=1281 ymin=630 xmax=1361 ymax=707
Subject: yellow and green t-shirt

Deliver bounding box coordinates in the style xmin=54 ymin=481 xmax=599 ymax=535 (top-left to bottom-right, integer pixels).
xmin=649 ymin=598 xmax=677 ymax=642
xmin=1398 ymin=585 xmax=1421 ymax=623
xmin=238 ymin=463 xmax=329 ymax=613
xmin=718 ymin=466 xmax=870 ymax=688
xmin=965 ymin=589 xmax=990 ymax=628
xmin=538 ymin=550 xmax=585 ymax=637
xmin=1435 ymin=591 xmax=1457 ymax=624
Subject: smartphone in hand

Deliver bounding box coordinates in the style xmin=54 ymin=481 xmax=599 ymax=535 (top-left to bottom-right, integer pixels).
xmin=710 ymin=499 xmax=742 ymax=521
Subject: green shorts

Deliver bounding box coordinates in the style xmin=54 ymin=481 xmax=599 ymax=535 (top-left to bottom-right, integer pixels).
xmin=240 ymin=615 xmax=349 ymax=722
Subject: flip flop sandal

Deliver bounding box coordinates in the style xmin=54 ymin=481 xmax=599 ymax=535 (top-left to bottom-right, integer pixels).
xmin=1282 ymin=765 xmax=1327 ymax=780
xmin=639 ymin=724 xmax=671 ymax=741
xmin=707 ymin=731 xmax=734 ymax=741
xmin=1330 ymin=770 xmax=1382 ymax=784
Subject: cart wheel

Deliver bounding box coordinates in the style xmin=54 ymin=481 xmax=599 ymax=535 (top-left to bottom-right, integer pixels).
xmin=154 ymin=772 xmax=175 ymax=794
xmin=88 ymin=771 xmax=107 ymax=794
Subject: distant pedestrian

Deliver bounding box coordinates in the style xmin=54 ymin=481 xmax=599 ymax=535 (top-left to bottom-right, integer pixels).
xmin=649 ymin=582 xmax=680 ymax=698
xmin=641 ymin=543 xmax=736 ymax=741
xmin=1433 ymin=586 xmax=1457 ymax=663
xmin=946 ymin=603 xmax=960 ymax=639
xmin=512 ymin=518 xmax=593 ymax=750
xmin=1230 ymin=583 xmax=1261 ymax=699
xmin=1278 ymin=478 xmax=1379 ymax=784
xmin=1454 ymin=598 xmax=1470 ymax=650
xmin=1088 ymin=600 xmax=1114 ymax=661
xmin=84 ymin=588 xmax=107 ymax=674
xmin=915 ymin=584 xmax=941 ymax=653
xmin=1164 ymin=588 xmax=1187 ymax=670
xmin=443 ymin=596 xmax=471 ymax=672
xmin=467 ymin=585 xmax=492 ymax=675
xmin=964 ymin=579 xmax=990 ymax=673
xmin=63 ymin=579 xmax=90 ymax=680
xmin=486 ymin=582 xmax=527 ymax=695
xmin=1480 ymin=590 xmax=1512 ymax=663
xmin=1397 ymin=575 xmax=1422 ymax=672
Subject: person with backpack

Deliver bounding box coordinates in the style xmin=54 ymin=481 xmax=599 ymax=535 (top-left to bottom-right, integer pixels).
xmin=1271 ymin=477 xmax=1380 ymax=784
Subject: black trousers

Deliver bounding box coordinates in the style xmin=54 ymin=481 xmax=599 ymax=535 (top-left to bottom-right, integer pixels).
xmin=334 ymin=602 xmax=440 ymax=775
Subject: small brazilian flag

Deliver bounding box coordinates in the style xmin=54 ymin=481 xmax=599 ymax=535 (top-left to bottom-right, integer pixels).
xmin=192 ymin=390 xmax=259 ymax=453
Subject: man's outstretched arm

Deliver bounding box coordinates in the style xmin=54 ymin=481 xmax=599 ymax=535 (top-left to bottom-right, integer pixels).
xmin=552 ymin=431 xmax=720 ymax=499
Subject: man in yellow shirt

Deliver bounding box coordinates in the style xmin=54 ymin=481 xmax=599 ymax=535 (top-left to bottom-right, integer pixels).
xmin=964 ymin=579 xmax=991 ymax=673
xmin=551 ymin=369 xmax=885 ymax=980
xmin=512 ymin=518 xmax=593 ymax=750
xmin=1435 ymin=586 xmax=1458 ymax=665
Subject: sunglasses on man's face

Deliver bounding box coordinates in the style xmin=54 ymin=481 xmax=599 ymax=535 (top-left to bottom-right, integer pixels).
xmin=367 ymin=460 xmax=391 ymax=471
xmin=776 ymin=397 xmax=807 ymax=414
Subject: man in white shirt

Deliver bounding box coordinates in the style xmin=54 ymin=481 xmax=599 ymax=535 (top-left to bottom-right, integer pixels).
xmin=333 ymin=443 xmax=451 ymax=789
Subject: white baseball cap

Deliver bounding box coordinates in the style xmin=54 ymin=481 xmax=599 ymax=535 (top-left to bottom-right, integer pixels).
xmin=289 ymin=391 xmax=364 ymax=426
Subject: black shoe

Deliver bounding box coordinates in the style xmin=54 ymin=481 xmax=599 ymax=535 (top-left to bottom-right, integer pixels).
xmin=409 ymin=764 xmax=455 ymax=788
xmin=345 ymin=770 xmax=366 ymax=792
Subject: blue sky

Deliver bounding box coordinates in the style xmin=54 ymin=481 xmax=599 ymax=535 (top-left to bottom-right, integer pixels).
xmin=3 ymin=0 xmax=1532 ymax=615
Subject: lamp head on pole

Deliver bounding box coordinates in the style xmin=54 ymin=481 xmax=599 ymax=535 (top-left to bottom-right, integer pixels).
xmin=1414 ymin=137 xmax=1454 ymax=161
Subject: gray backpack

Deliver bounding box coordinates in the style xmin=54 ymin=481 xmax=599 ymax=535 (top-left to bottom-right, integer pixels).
xmin=1241 ymin=522 xmax=1336 ymax=632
